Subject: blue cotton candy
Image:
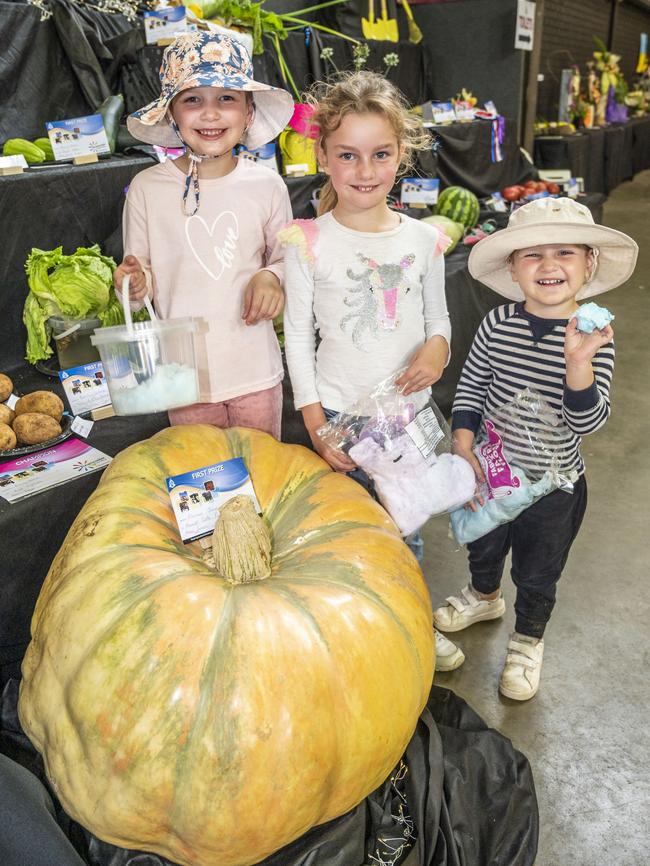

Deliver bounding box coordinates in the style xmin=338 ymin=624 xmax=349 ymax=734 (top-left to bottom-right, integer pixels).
xmin=575 ymin=302 xmax=614 ymax=334
xmin=450 ymin=467 xmax=554 ymax=545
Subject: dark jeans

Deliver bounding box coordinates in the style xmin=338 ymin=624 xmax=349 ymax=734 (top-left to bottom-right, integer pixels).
xmin=467 ymin=475 xmax=588 ymax=639
xmin=322 ymin=409 xmax=424 ymax=564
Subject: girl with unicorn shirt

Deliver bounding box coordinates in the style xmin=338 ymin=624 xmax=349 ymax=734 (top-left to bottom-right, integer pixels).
xmin=280 ymin=71 xmax=464 ymax=673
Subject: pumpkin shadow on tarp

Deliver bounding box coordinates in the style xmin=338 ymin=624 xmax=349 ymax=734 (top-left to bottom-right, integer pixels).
xmin=0 ymin=680 xmax=537 ymax=866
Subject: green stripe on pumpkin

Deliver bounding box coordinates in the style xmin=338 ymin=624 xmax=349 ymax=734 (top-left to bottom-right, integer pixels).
xmin=172 ymin=589 xmax=241 ymax=814
xmin=272 ymin=553 xmax=425 ymax=678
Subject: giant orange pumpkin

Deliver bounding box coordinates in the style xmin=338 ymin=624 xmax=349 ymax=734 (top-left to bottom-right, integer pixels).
xmin=19 ymin=425 xmax=435 ymax=866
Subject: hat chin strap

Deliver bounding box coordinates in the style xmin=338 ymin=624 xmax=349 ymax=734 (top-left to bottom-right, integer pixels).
xmin=170 ymin=118 xmax=240 ymax=215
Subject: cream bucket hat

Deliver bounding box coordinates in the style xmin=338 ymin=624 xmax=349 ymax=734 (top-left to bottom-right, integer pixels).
xmin=468 ymin=197 xmax=638 ymax=300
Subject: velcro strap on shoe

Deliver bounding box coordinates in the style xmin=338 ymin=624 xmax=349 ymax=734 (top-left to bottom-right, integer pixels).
xmin=506 ymin=640 xmax=539 ymax=667
xmin=445 ymin=586 xmax=477 ymax=613
xmin=505 ymin=652 xmax=537 ymax=670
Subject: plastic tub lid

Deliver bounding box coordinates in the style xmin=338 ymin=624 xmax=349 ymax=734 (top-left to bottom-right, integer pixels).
xmin=48 ymin=315 xmax=102 ymax=328
xmin=91 ymin=317 xmax=199 ymax=346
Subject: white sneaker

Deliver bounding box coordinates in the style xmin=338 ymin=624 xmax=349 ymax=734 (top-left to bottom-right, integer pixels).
xmin=434 ymin=629 xmax=465 ymax=672
xmin=432 ymin=584 xmax=506 ymax=632
xmin=499 ymin=633 xmax=544 ymax=701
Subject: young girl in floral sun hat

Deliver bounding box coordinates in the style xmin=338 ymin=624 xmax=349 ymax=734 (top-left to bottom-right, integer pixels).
xmin=434 ymin=196 xmax=638 ymax=701
xmin=113 ymin=31 xmax=294 ymax=437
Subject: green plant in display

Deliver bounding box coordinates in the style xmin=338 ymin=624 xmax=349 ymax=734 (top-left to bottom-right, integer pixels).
xmin=188 ymin=0 xmax=358 ymax=54
xmin=353 ymin=42 xmax=370 ymax=70
xmin=22 ymin=246 xmax=148 ymax=364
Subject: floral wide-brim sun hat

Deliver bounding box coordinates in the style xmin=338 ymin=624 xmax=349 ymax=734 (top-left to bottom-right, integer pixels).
xmin=468 ymin=197 xmax=638 ymax=301
xmin=127 ymin=31 xmax=294 ymax=151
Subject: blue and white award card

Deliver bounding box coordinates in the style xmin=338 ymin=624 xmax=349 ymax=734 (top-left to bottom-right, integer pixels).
xmin=59 ymin=362 xmax=111 ymax=415
xmin=166 ymin=457 xmax=261 ymax=543
xmin=46 ymin=115 xmax=110 ymax=160
xmin=144 ymin=6 xmax=187 ymax=44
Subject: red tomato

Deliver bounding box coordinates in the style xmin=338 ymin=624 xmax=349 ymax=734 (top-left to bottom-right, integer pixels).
xmin=547 ymin=182 xmax=560 ymax=194
xmin=502 ymin=185 xmax=524 ymax=201
xmin=536 ymin=181 xmax=548 ymax=192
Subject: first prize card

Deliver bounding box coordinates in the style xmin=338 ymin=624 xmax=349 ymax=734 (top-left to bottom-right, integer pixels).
xmin=46 ymin=115 xmax=110 ymax=161
xmin=166 ymin=457 xmax=260 ymax=544
xmin=144 ymin=6 xmax=187 ymax=44
xmin=59 ymin=362 xmax=111 ymax=415
xmin=401 ymin=177 xmax=440 ymax=206
xmin=430 ymin=101 xmax=456 ymax=124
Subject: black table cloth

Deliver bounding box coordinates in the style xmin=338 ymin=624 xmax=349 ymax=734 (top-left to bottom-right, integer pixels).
xmin=417 ymin=118 xmax=533 ymax=198
xmin=533 ymin=116 xmax=650 ymax=195
xmin=534 ymin=129 xmax=606 ymax=194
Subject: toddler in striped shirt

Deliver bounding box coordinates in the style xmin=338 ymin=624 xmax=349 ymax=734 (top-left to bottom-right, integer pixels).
xmin=432 ymin=197 xmax=638 ymax=701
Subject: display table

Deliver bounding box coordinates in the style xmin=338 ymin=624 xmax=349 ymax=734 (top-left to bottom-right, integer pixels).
xmin=533 ymin=116 xmax=650 ymax=194
xmin=418 ymin=118 xmax=533 ymax=197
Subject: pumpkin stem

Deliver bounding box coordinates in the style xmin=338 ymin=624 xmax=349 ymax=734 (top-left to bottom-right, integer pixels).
xmin=212 ymin=495 xmax=272 ymax=585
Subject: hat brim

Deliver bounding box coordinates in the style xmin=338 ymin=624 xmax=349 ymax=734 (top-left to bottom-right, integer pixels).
xmin=127 ymin=78 xmax=294 ymax=151
xmin=468 ymin=221 xmax=639 ymax=300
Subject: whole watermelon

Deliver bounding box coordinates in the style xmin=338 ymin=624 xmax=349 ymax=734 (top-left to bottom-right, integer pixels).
xmin=435 ymin=186 xmax=480 ymax=228
xmin=421 ymin=214 xmax=464 ymax=254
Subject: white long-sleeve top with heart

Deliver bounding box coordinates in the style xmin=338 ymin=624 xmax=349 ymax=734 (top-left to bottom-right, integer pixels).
xmin=281 ymin=212 xmax=451 ymax=412
xmin=122 ymin=157 xmax=292 ymax=403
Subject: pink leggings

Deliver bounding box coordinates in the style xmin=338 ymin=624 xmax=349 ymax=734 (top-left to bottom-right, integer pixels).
xmin=168 ymin=382 xmax=282 ymax=440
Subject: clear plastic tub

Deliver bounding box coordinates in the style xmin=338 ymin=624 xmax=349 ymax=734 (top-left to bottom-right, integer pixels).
xmin=91 ymin=279 xmax=201 ymax=416
xmin=48 ymin=315 xmax=102 ymax=369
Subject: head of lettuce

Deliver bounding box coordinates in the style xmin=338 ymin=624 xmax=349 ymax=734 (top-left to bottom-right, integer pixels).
xmin=23 ymin=245 xmax=148 ymax=365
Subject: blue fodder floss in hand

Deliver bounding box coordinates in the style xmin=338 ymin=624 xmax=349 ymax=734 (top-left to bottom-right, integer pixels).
xmin=575 ymin=302 xmax=614 ymax=333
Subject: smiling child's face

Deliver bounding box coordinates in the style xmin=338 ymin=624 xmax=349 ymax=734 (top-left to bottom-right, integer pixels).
xmin=171 ymin=86 xmax=252 ymax=157
xmin=509 ymin=243 xmax=594 ymax=318
xmin=317 ymin=112 xmax=402 ymax=218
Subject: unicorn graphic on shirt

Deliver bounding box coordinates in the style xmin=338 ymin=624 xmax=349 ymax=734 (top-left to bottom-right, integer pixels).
xmin=341 ymin=252 xmax=415 ymax=350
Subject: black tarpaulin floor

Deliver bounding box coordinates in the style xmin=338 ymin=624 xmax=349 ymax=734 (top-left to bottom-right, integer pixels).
xmin=1 ymin=678 xmax=537 ymax=866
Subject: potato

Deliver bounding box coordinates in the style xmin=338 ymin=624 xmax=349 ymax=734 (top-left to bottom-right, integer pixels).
xmin=15 ymin=391 xmax=64 ymax=422
xmin=0 ymin=422 xmax=17 ymax=452
xmin=0 ymin=373 xmax=13 ymax=403
xmin=12 ymin=413 xmax=62 ymax=446
xmin=0 ymin=404 xmax=15 ymax=426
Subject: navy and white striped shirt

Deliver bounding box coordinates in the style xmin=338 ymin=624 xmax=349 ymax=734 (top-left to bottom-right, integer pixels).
xmin=452 ymin=303 xmax=614 ymax=478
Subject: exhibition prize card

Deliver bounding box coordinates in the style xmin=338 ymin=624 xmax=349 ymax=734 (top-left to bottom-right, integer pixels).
xmin=400 ymin=177 xmax=440 ymax=206
xmin=59 ymin=362 xmax=111 ymax=415
xmin=166 ymin=457 xmax=261 ymax=543
xmin=46 ymin=115 xmax=110 ymax=161
xmin=144 ymin=6 xmax=188 ymax=44
xmin=430 ymin=102 xmax=456 ymax=124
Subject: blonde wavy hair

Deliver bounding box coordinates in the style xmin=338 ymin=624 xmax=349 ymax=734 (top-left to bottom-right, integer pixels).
xmin=305 ymin=71 xmax=432 ymax=215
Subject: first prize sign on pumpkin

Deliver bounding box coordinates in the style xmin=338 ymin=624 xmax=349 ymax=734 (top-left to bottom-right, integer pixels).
xmin=166 ymin=456 xmax=261 ymax=543
xmin=18 ymin=425 xmax=435 ymax=866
